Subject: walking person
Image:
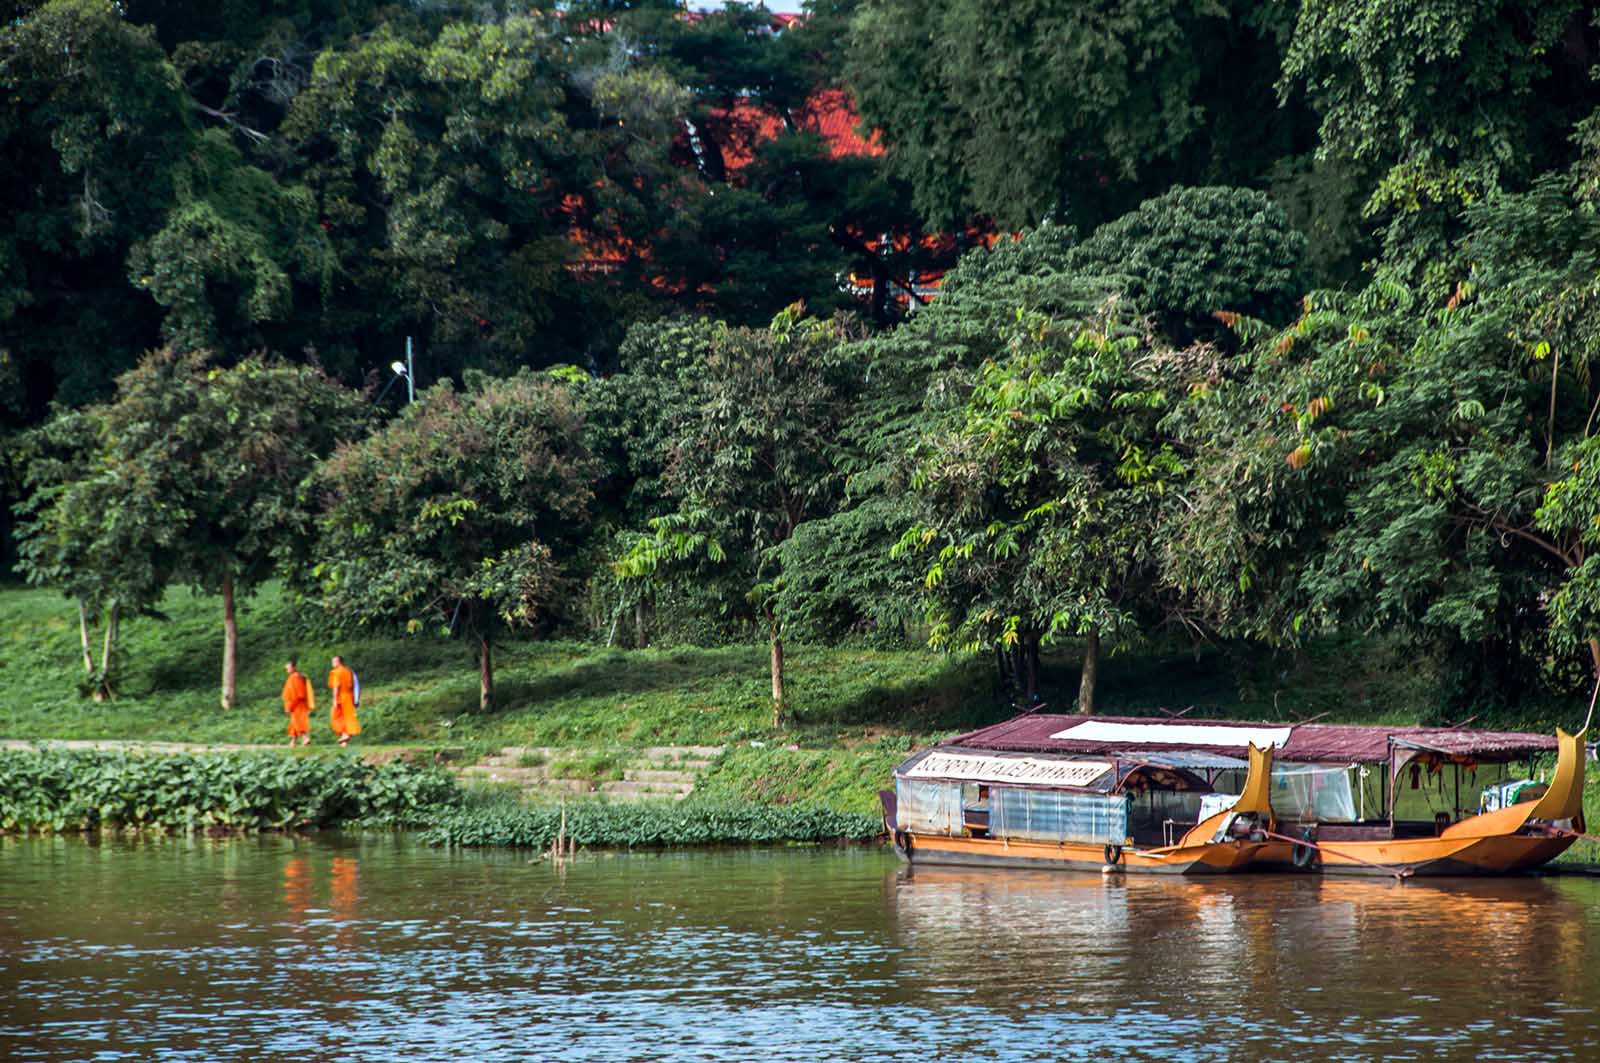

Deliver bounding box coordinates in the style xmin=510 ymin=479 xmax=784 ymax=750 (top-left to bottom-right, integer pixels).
xmin=282 ymin=659 xmax=314 ymax=747
xmin=328 ymin=655 xmax=361 ymax=747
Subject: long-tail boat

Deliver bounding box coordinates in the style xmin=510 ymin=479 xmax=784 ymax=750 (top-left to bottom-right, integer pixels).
xmin=1255 ymin=726 xmax=1589 ymax=876
xmin=882 ymin=713 xmax=1588 ymax=877
xmin=879 ymin=733 xmax=1278 ymax=875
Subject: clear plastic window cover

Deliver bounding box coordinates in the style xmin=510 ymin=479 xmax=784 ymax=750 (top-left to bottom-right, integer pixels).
xmin=895 ymin=778 xmax=1129 ymax=844
xmin=1271 ymin=763 xmax=1357 ymax=823
xmin=991 ymin=787 xmax=1129 ymax=844
xmin=895 ymin=779 xmax=963 ymax=834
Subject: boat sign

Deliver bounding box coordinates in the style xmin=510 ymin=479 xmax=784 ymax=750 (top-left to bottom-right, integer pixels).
xmin=903 ymin=752 xmax=1112 ymax=788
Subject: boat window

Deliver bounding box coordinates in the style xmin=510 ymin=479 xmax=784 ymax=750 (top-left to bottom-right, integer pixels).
xmin=1128 ymin=789 xmax=1209 ymax=842
xmin=1271 ymin=763 xmax=1357 ymax=823
xmin=1390 ymin=759 xmax=1527 ymax=822
xmin=895 ymin=779 xmax=961 ymax=835
xmin=989 ymin=787 xmax=1129 ymax=845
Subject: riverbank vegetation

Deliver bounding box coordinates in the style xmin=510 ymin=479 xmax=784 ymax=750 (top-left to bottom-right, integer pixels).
xmin=0 ymin=747 xmax=460 ymax=834
xmin=421 ymin=791 xmax=880 ymax=851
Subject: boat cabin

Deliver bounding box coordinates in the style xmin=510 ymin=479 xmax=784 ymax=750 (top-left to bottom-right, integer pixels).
xmin=892 ymin=746 xmax=1250 ymax=850
xmin=919 ymin=713 xmax=1564 ymax=843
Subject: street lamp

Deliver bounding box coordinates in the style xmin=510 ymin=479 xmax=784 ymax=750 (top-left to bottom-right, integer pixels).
xmin=390 ymin=336 xmax=415 ymax=404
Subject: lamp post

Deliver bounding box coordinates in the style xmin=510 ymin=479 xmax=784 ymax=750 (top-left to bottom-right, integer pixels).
xmin=389 ymin=336 xmax=415 ymax=404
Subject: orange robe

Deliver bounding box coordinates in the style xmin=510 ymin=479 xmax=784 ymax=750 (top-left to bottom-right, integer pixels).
xmin=329 ymin=665 xmax=361 ymax=738
xmin=282 ymin=672 xmax=313 ymax=736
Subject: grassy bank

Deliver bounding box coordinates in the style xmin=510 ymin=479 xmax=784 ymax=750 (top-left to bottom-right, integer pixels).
xmin=4 ymin=582 xmax=1594 ymax=835
xmin=0 ymin=583 xmax=996 ymax=750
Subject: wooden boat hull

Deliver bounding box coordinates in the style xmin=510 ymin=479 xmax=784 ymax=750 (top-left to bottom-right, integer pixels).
xmin=893 ymin=831 xmax=1267 ymax=876
xmin=1255 ymin=832 xmax=1578 ymax=877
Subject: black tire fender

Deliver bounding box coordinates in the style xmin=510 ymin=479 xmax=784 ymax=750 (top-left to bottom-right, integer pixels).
xmin=1104 ymin=844 xmax=1123 ymax=865
xmin=1291 ymin=828 xmax=1318 ymax=869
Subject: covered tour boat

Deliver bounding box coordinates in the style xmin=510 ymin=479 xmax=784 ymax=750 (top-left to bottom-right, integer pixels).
xmin=882 ymin=713 xmax=1588 ymax=877
xmin=880 ymin=729 xmax=1277 ymax=875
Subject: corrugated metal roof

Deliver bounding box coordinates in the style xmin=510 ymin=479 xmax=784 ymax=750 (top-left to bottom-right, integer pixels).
xmin=948 ymin=713 xmax=1558 ymax=764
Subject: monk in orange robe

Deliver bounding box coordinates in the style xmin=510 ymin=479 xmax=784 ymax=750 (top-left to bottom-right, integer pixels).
xmin=328 ymin=655 xmax=360 ymax=746
xmin=282 ymin=660 xmax=314 ymax=746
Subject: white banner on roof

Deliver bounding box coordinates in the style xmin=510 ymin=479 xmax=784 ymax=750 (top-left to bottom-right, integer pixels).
xmin=904 ymin=752 xmax=1112 ymax=788
xmin=1050 ymin=721 xmax=1292 ymax=749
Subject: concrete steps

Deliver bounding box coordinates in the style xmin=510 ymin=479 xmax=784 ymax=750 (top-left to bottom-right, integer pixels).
xmin=454 ymin=744 xmax=723 ymax=803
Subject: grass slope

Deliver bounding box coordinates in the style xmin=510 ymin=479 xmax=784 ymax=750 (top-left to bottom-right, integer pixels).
xmin=3 ymin=582 xmax=1593 ymax=830
xmin=0 ymin=583 xmax=995 ymax=750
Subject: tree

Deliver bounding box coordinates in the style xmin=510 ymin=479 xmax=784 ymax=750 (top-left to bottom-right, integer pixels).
xmin=778 ymin=224 xmax=1118 ymax=649
xmin=13 ymin=349 xmax=367 ymax=706
xmin=616 ymin=308 xmax=851 ymax=726
xmin=307 ymin=371 xmax=598 ymax=711
xmin=12 ymin=410 xmax=177 ymax=700
xmin=0 ymin=0 xmax=190 ymax=427
xmin=1169 ymin=164 xmax=1600 ymax=708
xmin=1279 ymin=0 xmax=1600 ymax=286
xmin=1064 ymin=186 xmax=1309 ymax=344
xmin=281 ymin=13 xmax=643 ymax=378
xmin=896 ymin=302 xmax=1195 ymax=713
xmin=844 ymin=0 xmax=1306 ymax=231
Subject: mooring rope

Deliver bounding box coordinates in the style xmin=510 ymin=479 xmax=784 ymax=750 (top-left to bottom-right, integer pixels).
xmin=1258 ymin=827 xmax=1415 ymax=880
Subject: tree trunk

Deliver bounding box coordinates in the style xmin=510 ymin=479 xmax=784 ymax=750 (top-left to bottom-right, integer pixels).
xmin=770 ymin=627 xmax=786 ymax=728
xmin=220 ymin=570 xmax=238 ymax=710
xmin=1024 ymin=636 xmax=1040 ymax=702
xmin=1077 ymin=627 xmax=1100 ymax=715
xmin=78 ymin=599 xmax=95 ymax=676
xmin=634 ymin=597 xmax=650 ymax=649
xmin=479 ymin=635 xmax=493 ymax=712
xmin=95 ymin=600 xmax=120 ymax=702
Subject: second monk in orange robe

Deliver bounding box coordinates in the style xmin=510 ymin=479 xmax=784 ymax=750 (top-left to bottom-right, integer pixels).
xmin=328 ymin=656 xmax=360 ymax=746
xmin=282 ymin=660 xmax=314 ymax=746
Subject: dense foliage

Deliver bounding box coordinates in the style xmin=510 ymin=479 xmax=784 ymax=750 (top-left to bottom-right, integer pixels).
xmin=13 ymin=351 xmax=367 ymax=705
xmin=0 ymin=748 xmax=462 ymax=833
xmin=422 ymin=795 xmax=880 ymax=850
xmin=17 ymin=0 xmax=1600 ymax=724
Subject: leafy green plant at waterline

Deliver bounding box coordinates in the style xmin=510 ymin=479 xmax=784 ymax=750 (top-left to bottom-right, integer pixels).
xmin=0 ymin=749 xmax=463 ymax=834
xmin=422 ymin=795 xmax=882 ymax=850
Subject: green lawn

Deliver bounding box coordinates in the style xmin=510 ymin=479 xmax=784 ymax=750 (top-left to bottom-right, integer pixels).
xmin=0 ymin=582 xmax=997 ymax=750
xmin=0 ymin=581 xmax=1467 ymax=751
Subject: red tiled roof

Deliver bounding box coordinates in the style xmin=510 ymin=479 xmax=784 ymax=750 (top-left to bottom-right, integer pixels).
xmin=949 ymin=713 xmax=1558 ymax=764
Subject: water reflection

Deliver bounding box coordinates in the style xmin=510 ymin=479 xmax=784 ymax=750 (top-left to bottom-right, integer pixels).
xmin=1 ymin=835 xmax=1598 ymax=1061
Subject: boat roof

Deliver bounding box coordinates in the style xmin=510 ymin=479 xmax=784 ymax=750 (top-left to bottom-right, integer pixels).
xmin=947 ymin=713 xmax=1558 ymax=764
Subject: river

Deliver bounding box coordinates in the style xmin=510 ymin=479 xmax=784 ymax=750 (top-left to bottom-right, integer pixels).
xmin=2 ymin=835 xmax=1597 ymax=1061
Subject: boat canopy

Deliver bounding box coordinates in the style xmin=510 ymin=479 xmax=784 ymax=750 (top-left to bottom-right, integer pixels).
xmin=947 ymin=714 xmax=1558 ymax=765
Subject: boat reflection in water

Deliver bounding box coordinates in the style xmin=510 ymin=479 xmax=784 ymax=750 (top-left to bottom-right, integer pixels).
xmin=887 ymin=862 xmax=1599 ymax=1058
xmin=883 ymin=713 xmax=1588 ymax=877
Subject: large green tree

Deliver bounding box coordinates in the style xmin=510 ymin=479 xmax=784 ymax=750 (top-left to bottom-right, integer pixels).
xmin=14 ymin=349 xmax=368 ymax=707
xmin=0 ymin=0 xmax=187 ymax=425
xmin=1170 ymin=161 xmax=1600 ymax=707
xmin=12 ymin=410 xmax=177 ymax=700
xmin=897 ymin=302 xmax=1194 ymax=712
xmin=616 ymin=308 xmax=852 ymax=725
xmin=1280 ymin=0 xmax=1600 ymax=285
xmin=307 ymin=370 xmax=598 ymax=711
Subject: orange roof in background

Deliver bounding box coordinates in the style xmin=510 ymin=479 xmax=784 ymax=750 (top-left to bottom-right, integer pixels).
xmin=797 ymin=88 xmax=883 ymax=159
xmin=709 ymin=88 xmax=882 ymax=171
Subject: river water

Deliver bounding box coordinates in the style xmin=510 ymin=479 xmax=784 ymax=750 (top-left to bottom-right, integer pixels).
xmin=2 ymin=835 xmax=1598 ymax=1062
